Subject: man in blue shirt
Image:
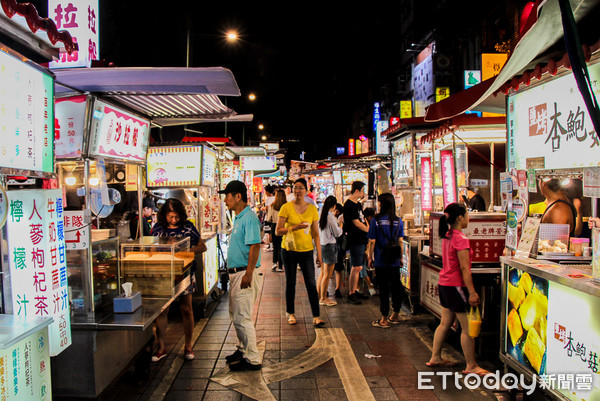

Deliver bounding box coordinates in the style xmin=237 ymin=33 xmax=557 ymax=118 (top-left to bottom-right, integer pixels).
xmin=218 ymin=180 xmax=263 ymax=371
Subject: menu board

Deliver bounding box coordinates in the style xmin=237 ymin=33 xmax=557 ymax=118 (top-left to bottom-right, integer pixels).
xmin=88 ymin=99 xmax=150 ymax=163
xmin=0 ymin=49 xmax=54 ymax=173
xmin=147 ymin=146 xmax=202 ymax=187
xmin=54 ymin=95 xmax=87 ymax=159
xmin=240 ymin=156 xmax=276 ymax=171
xmin=219 ymin=161 xmax=240 ymax=189
xmin=6 ymin=189 xmax=72 ymax=356
xmin=202 ymin=146 xmax=217 ymax=187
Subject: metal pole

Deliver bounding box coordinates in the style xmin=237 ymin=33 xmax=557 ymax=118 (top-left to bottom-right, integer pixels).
xmin=490 ymin=142 xmax=495 ymax=210
xmin=137 ymin=164 xmax=144 ymax=239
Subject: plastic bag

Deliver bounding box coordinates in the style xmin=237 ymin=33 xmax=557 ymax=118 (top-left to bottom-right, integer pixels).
xmin=285 ymin=231 xmax=296 ymax=251
xmin=467 ymin=306 xmax=482 ymax=338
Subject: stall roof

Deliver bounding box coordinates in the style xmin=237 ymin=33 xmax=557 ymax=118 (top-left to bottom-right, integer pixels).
xmin=53 ymin=67 xmax=241 ymax=122
xmin=227 ymin=146 xmax=267 ymax=157
xmin=153 ymin=114 xmax=253 ymax=127
xmin=0 ymin=0 xmax=77 ymax=62
xmin=424 ymin=0 xmax=599 ymax=122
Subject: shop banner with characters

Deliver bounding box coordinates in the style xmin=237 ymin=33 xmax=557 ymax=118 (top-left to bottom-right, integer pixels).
xmin=6 ymin=190 xmax=72 ymax=357
xmin=507 ymin=62 xmax=600 ymax=170
xmin=506 ymin=267 xmax=600 ymax=400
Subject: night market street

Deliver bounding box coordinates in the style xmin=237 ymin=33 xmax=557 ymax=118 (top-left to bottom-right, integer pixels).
xmin=89 ymin=245 xmax=551 ymax=401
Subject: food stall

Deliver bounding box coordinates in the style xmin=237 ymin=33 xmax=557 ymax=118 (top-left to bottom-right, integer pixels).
xmin=146 ymin=142 xmax=222 ymax=305
xmin=498 ymin=51 xmax=600 ymax=401
xmin=0 ymin=3 xmax=79 ymax=397
xmin=47 ymin=66 xmax=240 ymax=398
xmin=408 ymin=115 xmax=507 ymax=358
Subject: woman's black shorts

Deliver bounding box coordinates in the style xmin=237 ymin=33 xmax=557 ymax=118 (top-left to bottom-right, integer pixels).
xmin=438 ymin=285 xmax=469 ymax=313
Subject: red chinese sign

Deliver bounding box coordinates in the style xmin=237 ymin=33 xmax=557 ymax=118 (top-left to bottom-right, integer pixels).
xmin=420 ymin=157 xmax=433 ymax=211
xmin=440 ymin=149 xmax=457 ymax=208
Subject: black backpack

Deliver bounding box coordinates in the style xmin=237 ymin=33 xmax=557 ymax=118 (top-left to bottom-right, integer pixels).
xmin=378 ymin=218 xmax=402 ymax=265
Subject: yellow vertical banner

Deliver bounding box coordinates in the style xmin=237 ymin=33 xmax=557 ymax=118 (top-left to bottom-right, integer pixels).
xmin=400 ymin=101 xmax=412 ymax=119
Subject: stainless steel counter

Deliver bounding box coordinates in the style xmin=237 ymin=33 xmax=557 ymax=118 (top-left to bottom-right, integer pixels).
xmin=500 ymin=256 xmax=600 ymax=297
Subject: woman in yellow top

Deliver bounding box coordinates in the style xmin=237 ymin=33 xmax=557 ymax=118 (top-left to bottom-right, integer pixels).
xmin=276 ymin=178 xmax=325 ymax=327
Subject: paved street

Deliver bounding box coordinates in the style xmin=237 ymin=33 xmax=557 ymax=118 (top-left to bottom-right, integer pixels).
xmin=100 ymin=245 xmax=552 ymax=401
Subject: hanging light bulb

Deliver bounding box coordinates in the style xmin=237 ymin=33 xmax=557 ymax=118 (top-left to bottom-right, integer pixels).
xmin=65 ymin=172 xmax=76 ymax=186
xmin=89 ymin=175 xmax=100 ymax=186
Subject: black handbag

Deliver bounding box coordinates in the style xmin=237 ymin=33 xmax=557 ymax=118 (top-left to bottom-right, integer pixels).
xmin=379 ymin=218 xmax=402 ymax=265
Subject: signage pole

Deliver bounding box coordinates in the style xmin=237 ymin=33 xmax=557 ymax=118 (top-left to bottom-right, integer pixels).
xmin=490 ymin=142 xmax=495 ymax=210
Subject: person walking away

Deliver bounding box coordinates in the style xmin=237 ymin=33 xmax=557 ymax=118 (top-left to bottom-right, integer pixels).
xmin=427 ymin=203 xmax=489 ymax=376
xmin=276 ymin=178 xmax=326 ymax=327
xmin=264 ymin=185 xmax=276 ymax=250
xmin=218 ymin=181 xmax=264 ymax=371
xmin=151 ymin=198 xmax=206 ymax=362
xmin=317 ymin=196 xmax=343 ymax=306
xmin=270 ymin=189 xmax=287 ymax=272
xmin=367 ymin=193 xmax=404 ymax=328
xmin=343 ymin=181 xmax=369 ymax=305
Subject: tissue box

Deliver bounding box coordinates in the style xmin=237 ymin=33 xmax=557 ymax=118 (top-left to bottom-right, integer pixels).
xmin=113 ymin=291 xmax=142 ymax=313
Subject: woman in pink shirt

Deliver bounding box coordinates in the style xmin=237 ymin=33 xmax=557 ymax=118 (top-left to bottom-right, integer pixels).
xmin=427 ymin=203 xmax=489 ymax=376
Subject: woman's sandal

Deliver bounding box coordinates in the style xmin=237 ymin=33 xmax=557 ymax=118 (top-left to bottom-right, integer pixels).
xmin=313 ymin=319 xmax=326 ymax=328
xmin=372 ymin=319 xmax=391 ymax=329
xmin=288 ymin=315 xmax=297 ymax=325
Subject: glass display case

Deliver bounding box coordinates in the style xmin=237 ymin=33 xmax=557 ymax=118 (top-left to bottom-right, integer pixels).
xmin=120 ymin=236 xmax=193 ymax=298
xmin=67 ymin=236 xmax=120 ymax=315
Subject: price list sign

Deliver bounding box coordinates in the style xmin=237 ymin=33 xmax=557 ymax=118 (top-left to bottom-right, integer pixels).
xmin=0 ymin=50 xmax=54 ymax=173
xmin=6 ymin=190 xmax=72 ymax=356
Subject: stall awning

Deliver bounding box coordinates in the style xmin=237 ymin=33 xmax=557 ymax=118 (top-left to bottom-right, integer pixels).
xmin=424 ymin=0 xmax=599 ymax=122
xmin=153 ymin=114 xmax=253 ymax=127
xmin=53 ymin=67 xmax=241 ymax=121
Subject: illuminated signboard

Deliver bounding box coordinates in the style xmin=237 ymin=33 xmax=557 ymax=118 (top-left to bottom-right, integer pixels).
xmin=333 ymin=171 xmax=342 ymax=185
xmin=336 ymin=147 xmax=345 ymax=155
xmin=48 ymin=0 xmax=99 ymax=68
xmin=239 ymin=156 xmax=276 ymax=171
xmin=400 ymin=100 xmax=412 ymax=119
xmin=482 ymin=53 xmax=508 ymax=81
xmin=413 ymin=44 xmax=435 ymax=117
xmin=0 ymin=320 xmax=51 ymax=400
xmin=421 ymin=157 xmax=433 ymax=211
xmin=202 ymin=146 xmax=217 ymax=187
xmin=203 ymin=237 xmax=219 ymax=294
xmin=0 ymin=49 xmax=54 ymax=173
xmin=260 ymin=142 xmax=279 ymax=151
xmin=219 ymin=161 xmax=240 ymax=189
xmin=6 ymin=189 xmax=71 ymax=356
xmin=147 ymin=146 xmax=202 ymax=187
xmin=504 ymin=266 xmax=600 ymax=399
xmin=464 ymin=70 xmax=481 ymax=89
xmin=440 ymin=149 xmax=457 ymax=207
xmin=373 ymin=102 xmax=380 ymax=132
xmin=435 ymin=87 xmax=450 ymax=103
xmin=54 ymin=95 xmax=87 ymax=159
xmin=508 ymin=62 xmax=600 ymax=170
xmin=88 ymin=99 xmax=150 ymax=163
xmin=348 ymin=139 xmax=355 ymax=156
xmin=376 ymin=120 xmax=390 ymax=155
xmin=341 ymin=170 xmax=368 ymax=185
xmin=390 ymin=117 xmax=400 ymax=126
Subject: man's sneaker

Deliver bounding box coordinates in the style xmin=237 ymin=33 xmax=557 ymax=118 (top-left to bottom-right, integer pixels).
xmin=229 ymin=358 xmax=262 ymax=371
xmin=334 ymin=289 xmax=342 ymax=299
xmin=347 ymin=294 xmax=362 ymax=305
xmin=225 ymin=350 xmax=244 ymax=365
xmin=184 ymin=350 xmax=195 ymax=361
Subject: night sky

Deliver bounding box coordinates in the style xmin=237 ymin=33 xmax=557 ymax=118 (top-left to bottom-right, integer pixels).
xmin=27 ymin=1 xmax=412 ymax=161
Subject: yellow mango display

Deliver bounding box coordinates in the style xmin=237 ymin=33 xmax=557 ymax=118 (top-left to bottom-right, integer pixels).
xmin=519 ymin=272 xmax=533 ymax=294
xmin=518 ymin=290 xmax=548 ymax=332
xmin=508 ymin=283 xmax=526 ymax=309
xmin=534 ymin=315 xmax=547 ymax=344
xmin=523 ymin=327 xmax=545 ymax=374
xmin=507 ymin=308 xmax=524 ymax=346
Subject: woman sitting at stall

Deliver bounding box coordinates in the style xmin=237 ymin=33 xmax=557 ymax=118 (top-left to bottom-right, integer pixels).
xmin=151 ymin=198 xmax=206 ymax=362
xmin=427 ymin=203 xmax=489 ymax=376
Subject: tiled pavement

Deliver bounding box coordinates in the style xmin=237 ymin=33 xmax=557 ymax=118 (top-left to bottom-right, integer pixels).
xmin=101 ymin=246 xmax=552 ymax=401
